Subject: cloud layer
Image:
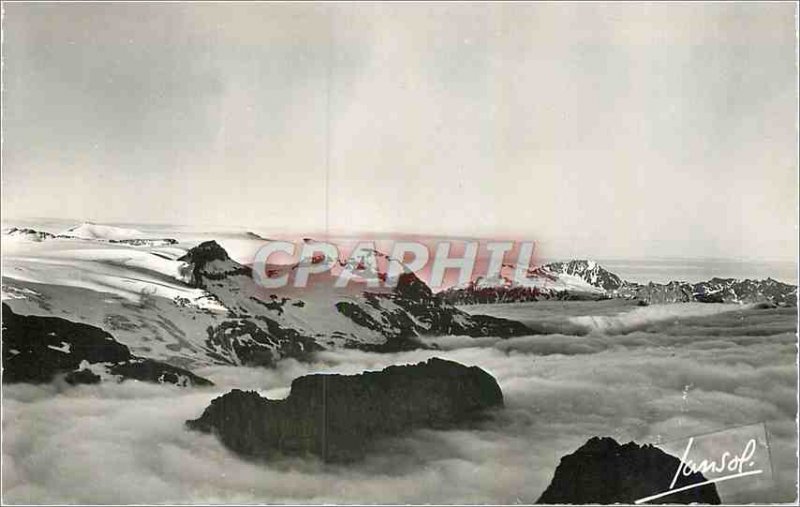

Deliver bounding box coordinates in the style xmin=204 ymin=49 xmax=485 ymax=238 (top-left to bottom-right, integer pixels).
xmin=2 ymin=303 xmax=797 ymax=503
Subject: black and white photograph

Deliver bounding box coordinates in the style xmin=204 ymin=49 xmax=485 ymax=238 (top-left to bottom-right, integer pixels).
xmin=1 ymin=1 xmax=798 ymax=504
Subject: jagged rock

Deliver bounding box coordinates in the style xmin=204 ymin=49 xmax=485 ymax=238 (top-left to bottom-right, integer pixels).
xmin=618 ymin=281 xmax=694 ymax=305
xmin=186 ymin=358 xmax=503 ymax=461
xmin=2 ymin=303 xmax=212 ymax=387
xmin=178 ymin=240 xmax=252 ymax=288
xmin=179 ymin=240 xmax=232 ymax=265
xmin=536 ymin=437 xmax=721 ymax=504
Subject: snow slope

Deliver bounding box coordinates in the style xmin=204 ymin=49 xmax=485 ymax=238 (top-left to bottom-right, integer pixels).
xmin=63 ymin=223 xmax=147 ymax=240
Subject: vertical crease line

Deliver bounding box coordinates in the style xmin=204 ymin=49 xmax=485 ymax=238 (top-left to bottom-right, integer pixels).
xmin=324 ymin=5 xmax=333 ymax=240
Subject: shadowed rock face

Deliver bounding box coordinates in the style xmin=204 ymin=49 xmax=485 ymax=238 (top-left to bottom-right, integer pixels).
xmin=178 ymin=240 xmax=252 ymax=289
xmin=186 ymin=358 xmax=503 ymax=462
xmin=2 ymin=304 xmax=212 ymax=387
xmin=537 ymin=437 xmax=721 ymax=504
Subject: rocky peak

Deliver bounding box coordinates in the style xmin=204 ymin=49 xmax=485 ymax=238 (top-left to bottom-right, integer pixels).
xmin=540 ymin=259 xmax=624 ymax=291
xmin=178 ymin=241 xmax=250 ymax=288
xmin=537 ymin=436 xmax=721 ymax=504
xmin=394 ymin=271 xmax=434 ymax=300
xmin=179 ymin=240 xmax=232 ymax=265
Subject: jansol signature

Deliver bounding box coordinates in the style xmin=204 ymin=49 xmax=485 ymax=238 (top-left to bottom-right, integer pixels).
xmin=635 ymin=436 xmax=763 ymax=504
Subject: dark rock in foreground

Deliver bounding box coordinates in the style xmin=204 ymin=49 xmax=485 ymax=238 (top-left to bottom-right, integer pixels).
xmin=2 ymin=303 xmax=212 ymax=387
xmin=537 ymin=436 xmax=721 ymax=504
xmin=187 ymin=357 xmax=502 ymax=461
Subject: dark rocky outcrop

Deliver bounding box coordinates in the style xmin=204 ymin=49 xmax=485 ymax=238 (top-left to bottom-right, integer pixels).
xmin=2 ymin=304 xmax=212 ymax=386
xmin=352 ymin=273 xmax=532 ymax=351
xmin=186 ymin=358 xmax=503 ymax=461
xmin=536 ymin=437 xmax=721 ymax=504
xmin=178 ymin=240 xmax=252 ymax=288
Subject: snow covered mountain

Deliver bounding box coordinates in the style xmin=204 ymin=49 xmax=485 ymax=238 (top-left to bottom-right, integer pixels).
xmin=2 ymin=234 xmax=529 ymax=371
xmin=440 ymin=259 xmax=797 ymax=306
xmin=63 ymin=222 xmax=146 ymax=240
xmin=3 ymin=223 xmax=795 ymax=378
xmin=441 ymin=260 xmax=615 ymax=304
xmin=539 ymin=260 xmax=624 ymax=292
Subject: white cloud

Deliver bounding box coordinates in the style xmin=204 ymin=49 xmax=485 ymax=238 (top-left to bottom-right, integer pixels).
xmin=2 ymin=304 xmax=796 ymax=503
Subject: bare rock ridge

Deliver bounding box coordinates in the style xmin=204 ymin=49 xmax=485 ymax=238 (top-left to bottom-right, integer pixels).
xmin=186 ymin=358 xmax=503 ymax=462
xmin=1 ymin=303 xmax=212 ymax=386
xmin=536 ymin=436 xmax=721 ymax=504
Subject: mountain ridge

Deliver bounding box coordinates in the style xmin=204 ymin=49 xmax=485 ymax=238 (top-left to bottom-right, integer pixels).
xmin=441 ymin=259 xmax=797 ymax=306
xmin=3 ymin=238 xmax=530 ymax=370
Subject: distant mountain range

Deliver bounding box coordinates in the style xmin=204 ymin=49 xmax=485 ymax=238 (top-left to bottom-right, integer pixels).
xmin=2 ymin=225 xmax=178 ymax=246
xmin=4 ymin=226 xmax=796 ymax=309
xmin=439 ymin=259 xmax=797 ymax=307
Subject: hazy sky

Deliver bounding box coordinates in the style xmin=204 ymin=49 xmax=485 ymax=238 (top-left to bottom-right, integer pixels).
xmin=2 ymin=2 xmax=797 ymax=260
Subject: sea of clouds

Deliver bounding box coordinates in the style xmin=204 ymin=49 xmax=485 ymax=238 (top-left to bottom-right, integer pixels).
xmin=2 ymin=303 xmax=797 ymax=504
